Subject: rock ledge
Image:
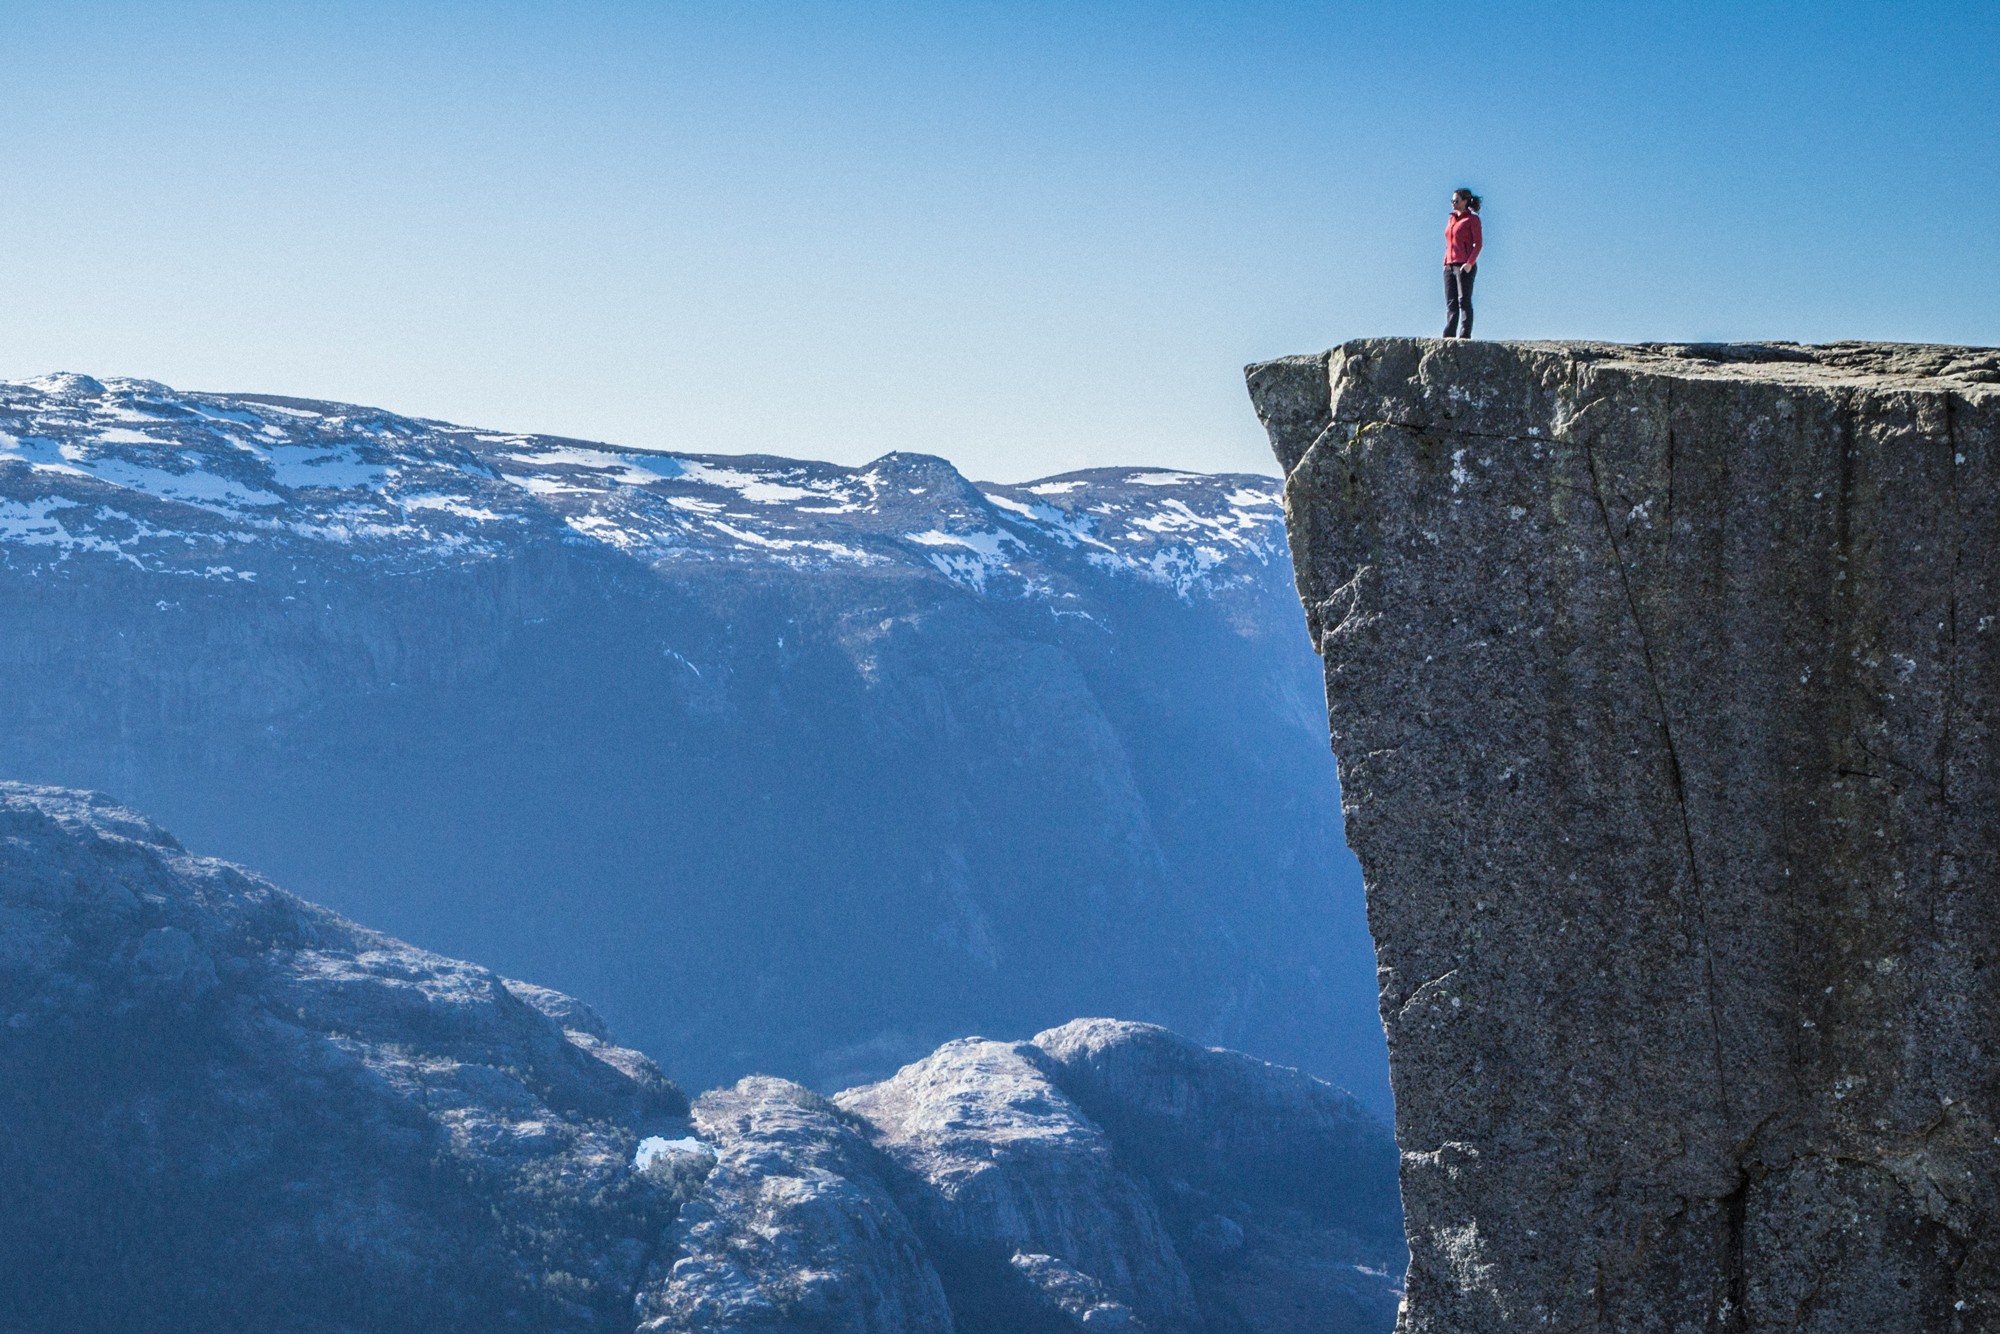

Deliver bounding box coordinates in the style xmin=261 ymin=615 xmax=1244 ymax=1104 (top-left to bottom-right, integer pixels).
xmin=1252 ymin=338 xmax=2000 ymax=1331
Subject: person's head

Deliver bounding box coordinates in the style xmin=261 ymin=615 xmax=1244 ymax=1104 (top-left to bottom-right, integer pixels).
xmin=1452 ymin=188 xmax=1482 ymax=214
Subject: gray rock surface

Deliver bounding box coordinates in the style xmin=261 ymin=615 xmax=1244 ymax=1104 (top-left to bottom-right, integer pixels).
xmin=0 ymin=781 xmax=687 ymax=1332
xmin=838 ymin=1036 xmax=1201 ymax=1332
xmin=1250 ymin=339 xmax=2000 ymax=1331
xmin=838 ymin=1023 xmax=1404 ymax=1333
xmin=1007 ymin=1251 xmax=1139 ymax=1327
xmin=637 ymin=1076 xmax=954 ymax=1333
xmin=1033 ymin=1019 xmax=1405 ymax=1333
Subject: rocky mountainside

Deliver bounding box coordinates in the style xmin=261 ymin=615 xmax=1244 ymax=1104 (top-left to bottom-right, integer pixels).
xmin=0 ymin=372 xmax=1383 ymax=1109
xmin=636 ymin=1020 xmax=1404 ymax=1333
xmin=1251 ymin=340 xmax=2000 ymax=1332
xmin=0 ymin=781 xmax=688 ymax=1331
xmin=836 ymin=1019 xmax=1404 ymax=1333
xmin=0 ymin=783 xmax=1403 ymax=1333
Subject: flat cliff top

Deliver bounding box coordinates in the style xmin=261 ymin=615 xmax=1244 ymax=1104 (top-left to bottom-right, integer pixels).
xmin=1432 ymin=339 xmax=1998 ymax=391
xmin=1263 ymin=338 xmax=1999 ymax=391
xmin=1250 ymin=338 xmax=1997 ymax=476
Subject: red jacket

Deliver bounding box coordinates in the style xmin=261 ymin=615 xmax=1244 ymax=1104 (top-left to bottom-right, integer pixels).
xmin=1445 ymin=211 xmax=1483 ymax=267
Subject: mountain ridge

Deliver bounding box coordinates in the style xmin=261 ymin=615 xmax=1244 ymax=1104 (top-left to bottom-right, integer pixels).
xmin=0 ymin=370 xmax=1387 ymax=1113
xmin=0 ymin=779 xmax=1403 ymax=1333
xmin=0 ymin=371 xmax=1285 ymax=599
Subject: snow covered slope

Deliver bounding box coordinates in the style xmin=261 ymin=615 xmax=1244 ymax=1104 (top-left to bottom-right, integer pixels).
xmin=0 ymin=373 xmax=1384 ymax=1112
xmin=0 ymin=372 xmax=1283 ymax=596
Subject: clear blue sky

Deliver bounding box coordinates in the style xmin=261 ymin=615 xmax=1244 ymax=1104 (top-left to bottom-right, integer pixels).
xmin=1 ymin=1 xmax=1992 ymax=481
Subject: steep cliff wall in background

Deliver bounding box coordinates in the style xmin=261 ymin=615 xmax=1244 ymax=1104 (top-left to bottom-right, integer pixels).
xmin=1251 ymin=340 xmax=2000 ymax=1331
xmin=0 ymin=373 xmax=1383 ymax=1109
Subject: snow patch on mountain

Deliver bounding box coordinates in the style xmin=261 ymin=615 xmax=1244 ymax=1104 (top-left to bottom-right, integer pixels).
xmin=0 ymin=374 xmax=1282 ymax=598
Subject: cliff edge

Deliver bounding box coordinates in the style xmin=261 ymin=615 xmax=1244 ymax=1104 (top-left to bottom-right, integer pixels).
xmin=1249 ymin=339 xmax=2000 ymax=1331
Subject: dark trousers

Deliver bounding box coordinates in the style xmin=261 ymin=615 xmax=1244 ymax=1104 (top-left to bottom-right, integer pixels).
xmin=1444 ymin=264 xmax=1475 ymax=338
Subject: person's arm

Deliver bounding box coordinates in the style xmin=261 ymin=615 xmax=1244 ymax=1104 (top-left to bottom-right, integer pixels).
xmin=1465 ymin=215 xmax=1483 ymax=266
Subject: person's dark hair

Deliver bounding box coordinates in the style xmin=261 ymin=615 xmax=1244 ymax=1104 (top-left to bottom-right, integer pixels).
xmin=1454 ymin=188 xmax=1482 ymax=212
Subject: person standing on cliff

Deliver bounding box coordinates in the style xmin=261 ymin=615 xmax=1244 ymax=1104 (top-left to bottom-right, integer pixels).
xmin=1443 ymin=189 xmax=1483 ymax=338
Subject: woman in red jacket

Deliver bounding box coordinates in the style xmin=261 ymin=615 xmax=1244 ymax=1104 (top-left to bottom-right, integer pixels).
xmin=1443 ymin=189 xmax=1483 ymax=338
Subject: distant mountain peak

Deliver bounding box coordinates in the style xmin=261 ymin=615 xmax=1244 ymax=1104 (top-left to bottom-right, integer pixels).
xmin=0 ymin=374 xmax=1282 ymax=599
xmin=0 ymin=368 xmax=1382 ymax=1129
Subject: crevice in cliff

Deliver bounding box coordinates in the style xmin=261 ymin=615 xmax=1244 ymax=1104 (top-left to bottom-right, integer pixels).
xmin=1344 ymin=420 xmax=1542 ymax=448
xmin=1665 ymin=427 xmax=1677 ymax=522
xmin=1715 ymin=1169 xmax=1751 ymax=1332
xmin=1578 ymin=425 xmax=1733 ymax=1122
xmin=623 ymin=1203 xmax=680 ymax=1334
xmin=1396 ymin=968 xmax=1461 ymax=1018
xmin=1848 ymin=736 xmax=1929 ymax=790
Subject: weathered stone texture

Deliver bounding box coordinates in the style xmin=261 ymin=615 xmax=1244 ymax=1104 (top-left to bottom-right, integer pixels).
xmin=637 ymin=1076 xmax=955 ymax=1332
xmin=1250 ymin=340 xmax=2000 ymax=1331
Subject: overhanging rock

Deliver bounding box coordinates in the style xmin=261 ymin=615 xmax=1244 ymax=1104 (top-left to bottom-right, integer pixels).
xmin=1250 ymin=339 xmax=2000 ymax=1331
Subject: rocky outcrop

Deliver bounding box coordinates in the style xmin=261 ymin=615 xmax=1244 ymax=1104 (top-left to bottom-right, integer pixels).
xmin=837 ymin=1022 xmax=1404 ymax=1333
xmin=647 ymin=1027 xmax=1404 ymax=1334
xmin=0 ymin=782 xmax=687 ymax=1332
xmin=838 ymin=1036 xmax=1200 ymax=1330
xmin=1251 ymin=340 xmax=2000 ymax=1331
xmin=1033 ymin=1019 xmax=1405 ymax=1333
xmin=636 ymin=1077 xmax=953 ymax=1332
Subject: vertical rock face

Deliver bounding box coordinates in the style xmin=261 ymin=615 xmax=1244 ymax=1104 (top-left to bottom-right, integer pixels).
xmin=1250 ymin=340 xmax=2000 ymax=1331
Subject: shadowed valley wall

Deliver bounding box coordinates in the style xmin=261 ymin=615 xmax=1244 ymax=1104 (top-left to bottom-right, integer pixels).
xmin=0 ymin=374 xmax=1386 ymax=1110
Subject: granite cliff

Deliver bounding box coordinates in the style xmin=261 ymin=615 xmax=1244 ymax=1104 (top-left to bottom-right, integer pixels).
xmin=0 ymin=782 xmax=1403 ymax=1332
xmin=1251 ymin=339 xmax=2000 ymax=1331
